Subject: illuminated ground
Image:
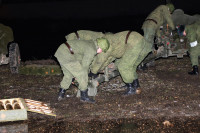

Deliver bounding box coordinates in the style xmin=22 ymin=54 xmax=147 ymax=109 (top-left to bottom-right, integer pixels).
xmin=0 ymin=56 xmax=200 ymax=132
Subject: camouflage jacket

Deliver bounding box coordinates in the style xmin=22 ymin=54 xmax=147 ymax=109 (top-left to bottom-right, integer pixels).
xmin=54 ymin=40 xmax=97 ymax=72
xmin=142 ymin=5 xmax=175 ymax=36
xmin=185 ymin=21 xmax=200 ymax=44
xmin=90 ymin=31 xmax=145 ymax=74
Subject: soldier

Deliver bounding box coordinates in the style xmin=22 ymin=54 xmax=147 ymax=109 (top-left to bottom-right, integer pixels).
xmin=90 ymin=31 xmax=152 ymax=95
xmin=178 ymin=22 xmax=200 ymax=75
xmin=0 ymin=23 xmax=14 ymax=64
xmin=66 ymin=30 xmax=152 ymax=95
xmin=54 ymin=38 xmax=110 ymax=103
xmin=142 ymin=3 xmax=175 ymax=45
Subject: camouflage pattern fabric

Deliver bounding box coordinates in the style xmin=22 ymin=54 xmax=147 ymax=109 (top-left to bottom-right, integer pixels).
xmin=66 ymin=30 xmax=152 ymax=83
xmin=54 ymin=40 xmax=97 ymax=91
xmin=0 ymin=23 xmax=14 ymax=55
xmin=90 ymin=31 xmax=152 ymax=83
xmin=142 ymin=5 xmax=175 ymax=44
xmin=65 ymin=30 xmax=104 ymax=41
xmin=185 ymin=21 xmax=200 ymax=66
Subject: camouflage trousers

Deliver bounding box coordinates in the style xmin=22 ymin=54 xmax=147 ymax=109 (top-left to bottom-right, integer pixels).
xmin=117 ymin=38 xmax=152 ymax=83
xmin=189 ymin=43 xmax=200 ymax=66
xmin=55 ymin=44 xmax=88 ymax=91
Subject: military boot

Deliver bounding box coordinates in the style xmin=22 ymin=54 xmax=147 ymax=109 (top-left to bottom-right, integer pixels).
xmin=80 ymin=89 xmax=95 ymax=103
xmin=58 ymin=88 xmax=66 ymax=101
xmin=123 ymin=82 xmax=136 ymax=96
xmin=188 ymin=65 xmax=199 ymax=75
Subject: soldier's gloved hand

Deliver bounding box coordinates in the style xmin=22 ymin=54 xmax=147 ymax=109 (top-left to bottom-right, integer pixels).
xmin=88 ymin=72 xmax=98 ymax=79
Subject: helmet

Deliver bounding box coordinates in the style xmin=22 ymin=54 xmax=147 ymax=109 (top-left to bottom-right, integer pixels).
xmin=166 ymin=3 xmax=175 ymax=13
xmin=96 ymin=38 xmax=110 ymax=52
xmin=177 ymin=25 xmax=185 ymax=36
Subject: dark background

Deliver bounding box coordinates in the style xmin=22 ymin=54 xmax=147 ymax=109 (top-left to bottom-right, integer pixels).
xmin=0 ymin=0 xmax=199 ymax=61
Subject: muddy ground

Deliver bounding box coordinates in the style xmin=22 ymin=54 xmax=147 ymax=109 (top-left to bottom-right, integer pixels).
xmin=0 ymin=56 xmax=200 ymax=132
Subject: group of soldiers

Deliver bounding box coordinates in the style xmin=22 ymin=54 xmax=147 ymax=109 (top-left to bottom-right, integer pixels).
xmin=54 ymin=3 xmax=200 ymax=103
xmin=0 ymin=3 xmax=199 ymax=104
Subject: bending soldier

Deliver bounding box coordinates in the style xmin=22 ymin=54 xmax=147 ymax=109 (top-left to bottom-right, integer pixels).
xmin=178 ymin=22 xmax=200 ymax=75
xmin=142 ymin=3 xmax=175 ymax=45
xmin=54 ymin=38 xmax=110 ymax=103
xmin=90 ymin=31 xmax=152 ymax=95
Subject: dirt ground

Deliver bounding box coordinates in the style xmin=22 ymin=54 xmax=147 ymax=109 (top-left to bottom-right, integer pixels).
xmin=0 ymin=56 xmax=200 ymax=132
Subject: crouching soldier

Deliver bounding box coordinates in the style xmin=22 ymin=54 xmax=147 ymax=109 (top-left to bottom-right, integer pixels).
xmin=178 ymin=22 xmax=200 ymax=75
xmin=54 ymin=38 xmax=110 ymax=103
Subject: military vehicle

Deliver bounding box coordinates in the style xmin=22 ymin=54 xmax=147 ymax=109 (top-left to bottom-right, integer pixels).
xmin=0 ymin=23 xmax=21 ymax=74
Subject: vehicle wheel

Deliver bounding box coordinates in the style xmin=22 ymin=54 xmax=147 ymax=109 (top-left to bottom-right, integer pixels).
xmin=9 ymin=43 xmax=21 ymax=73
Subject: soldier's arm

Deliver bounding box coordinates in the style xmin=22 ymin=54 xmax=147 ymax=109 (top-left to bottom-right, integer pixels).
xmin=163 ymin=6 xmax=175 ymax=30
xmin=81 ymin=47 xmax=96 ymax=72
xmin=90 ymin=52 xmax=111 ymax=74
xmin=99 ymin=56 xmax=116 ymax=71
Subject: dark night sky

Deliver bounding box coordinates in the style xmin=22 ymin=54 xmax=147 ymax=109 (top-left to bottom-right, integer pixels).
xmin=0 ymin=0 xmax=200 ymax=61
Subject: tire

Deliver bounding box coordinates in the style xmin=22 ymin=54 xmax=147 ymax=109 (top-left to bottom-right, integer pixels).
xmin=9 ymin=43 xmax=21 ymax=74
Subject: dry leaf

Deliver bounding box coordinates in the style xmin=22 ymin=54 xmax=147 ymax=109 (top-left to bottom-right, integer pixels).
xmin=163 ymin=120 xmax=173 ymax=127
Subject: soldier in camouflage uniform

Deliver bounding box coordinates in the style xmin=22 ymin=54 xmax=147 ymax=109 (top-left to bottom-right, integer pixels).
xmin=54 ymin=38 xmax=110 ymax=103
xmin=0 ymin=23 xmax=14 ymax=64
xmin=90 ymin=31 xmax=152 ymax=95
xmin=66 ymin=30 xmax=152 ymax=95
xmin=142 ymin=3 xmax=175 ymax=45
xmin=178 ymin=22 xmax=200 ymax=75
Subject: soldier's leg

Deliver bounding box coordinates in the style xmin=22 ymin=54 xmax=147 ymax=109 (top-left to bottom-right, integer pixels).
xmin=188 ymin=46 xmax=200 ymax=75
xmin=60 ymin=65 xmax=73 ymax=90
xmin=189 ymin=46 xmax=200 ymax=66
xmin=118 ymin=43 xmax=143 ymax=95
xmin=66 ymin=62 xmax=88 ymax=91
xmin=58 ymin=64 xmax=73 ymax=101
xmin=133 ymin=40 xmax=152 ymax=69
xmin=118 ymin=54 xmax=136 ymax=83
xmin=66 ymin=61 xmax=95 ymax=103
xmin=118 ymin=39 xmax=149 ymax=83
xmin=119 ymin=39 xmax=151 ymax=95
